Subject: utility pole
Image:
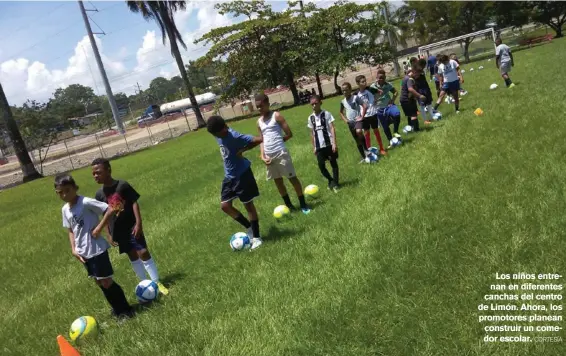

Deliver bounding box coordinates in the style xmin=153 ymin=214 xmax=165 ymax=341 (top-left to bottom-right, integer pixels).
xmin=78 ymin=1 xmax=125 ymax=134
xmin=382 ymin=4 xmax=401 ymax=78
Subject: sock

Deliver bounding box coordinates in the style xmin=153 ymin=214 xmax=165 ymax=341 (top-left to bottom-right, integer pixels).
xmin=330 ymin=160 xmax=339 ymax=186
xmin=130 ymin=259 xmax=146 ymax=281
xmin=101 ymin=282 xmax=131 ymax=315
xmin=250 ymin=220 xmax=260 ymax=238
xmin=419 ymin=104 xmax=427 ymax=121
xmin=281 ymin=194 xmax=295 ymax=209
xmin=504 ymin=78 xmax=512 ymax=87
xmin=392 ymin=115 xmax=400 ymax=134
xmin=364 ymin=131 xmax=371 ymax=148
xmin=433 ymin=103 xmax=439 ymax=111
xmin=455 ymin=103 xmax=459 ymax=111
xmin=142 ymin=258 xmax=160 ymax=282
xmin=412 ymin=118 xmax=420 ymax=131
xmin=374 ymin=130 xmax=385 ymax=151
xmin=426 ymin=105 xmax=434 ymax=118
xmin=356 ymin=144 xmax=366 ymax=159
xmin=298 ymin=195 xmax=308 ymax=209
xmin=234 ymin=213 xmax=251 ymax=229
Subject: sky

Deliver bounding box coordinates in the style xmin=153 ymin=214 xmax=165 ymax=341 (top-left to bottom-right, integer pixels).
xmin=0 ymin=0 xmax=383 ymax=106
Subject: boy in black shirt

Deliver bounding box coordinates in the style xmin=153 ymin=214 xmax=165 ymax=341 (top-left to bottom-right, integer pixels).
xmin=91 ymin=158 xmax=169 ymax=295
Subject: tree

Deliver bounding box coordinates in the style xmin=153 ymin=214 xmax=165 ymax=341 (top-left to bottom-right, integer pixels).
xmin=526 ymin=2 xmax=566 ymax=38
xmin=16 ymin=100 xmax=68 ymax=174
xmin=0 ymin=82 xmax=42 ymax=181
xmin=50 ymin=84 xmax=97 ymax=118
xmin=401 ymin=2 xmax=496 ymax=62
xmin=127 ymin=1 xmax=206 ymax=127
xmin=148 ymin=77 xmax=175 ymax=101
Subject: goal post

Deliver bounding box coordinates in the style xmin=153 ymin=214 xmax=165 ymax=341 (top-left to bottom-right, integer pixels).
xmin=418 ymin=28 xmax=496 ymax=62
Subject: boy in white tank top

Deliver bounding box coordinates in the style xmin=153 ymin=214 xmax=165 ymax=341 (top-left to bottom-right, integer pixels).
xmin=255 ymin=94 xmax=311 ymax=214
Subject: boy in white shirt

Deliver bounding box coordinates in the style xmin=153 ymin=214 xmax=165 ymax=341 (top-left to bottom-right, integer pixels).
xmin=308 ymin=95 xmax=340 ymax=192
xmin=495 ymin=38 xmax=515 ymax=88
xmin=433 ymin=54 xmax=464 ymax=114
xmin=56 ymin=174 xmax=134 ymax=318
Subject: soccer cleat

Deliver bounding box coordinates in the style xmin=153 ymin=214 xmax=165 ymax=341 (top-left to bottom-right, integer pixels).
xmin=387 ymin=145 xmax=392 ymax=149
xmin=301 ymin=208 xmax=312 ymax=215
xmin=332 ymin=185 xmax=339 ymax=193
xmin=157 ymin=282 xmax=169 ymax=296
xmin=247 ymin=227 xmax=254 ymax=238
xmin=509 ymin=83 xmax=515 ymax=88
xmin=394 ymin=133 xmax=402 ymax=138
xmin=358 ymin=158 xmax=366 ymax=164
xmin=250 ymin=237 xmax=263 ymax=250
xmin=380 ymin=150 xmax=387 ymax=156
xmin=456 ymin=110 xmax=460 ymax=114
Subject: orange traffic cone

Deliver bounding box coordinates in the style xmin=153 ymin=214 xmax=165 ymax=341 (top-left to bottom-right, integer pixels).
xmin=57 ymin=335 xmax=81 ymax=356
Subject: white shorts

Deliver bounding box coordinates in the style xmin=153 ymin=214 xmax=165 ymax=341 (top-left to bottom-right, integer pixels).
xmin=265 ymin=150 xmax=296 ymax=180
xmin=500 ymin=62 xmax=512 ymax=74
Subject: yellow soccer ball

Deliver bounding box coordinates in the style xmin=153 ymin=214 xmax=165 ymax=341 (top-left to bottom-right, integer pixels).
xmin=69 ymin=316 xmax=98 ymax=342
xmin=304 ymin=184 xmax=320 ymax=198
xmin=273 ymin=205 xmax=290 ymax=219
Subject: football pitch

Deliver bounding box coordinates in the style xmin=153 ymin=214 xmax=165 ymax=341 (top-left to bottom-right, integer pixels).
xmin=1 ymin=39 xmax=565 ymax=356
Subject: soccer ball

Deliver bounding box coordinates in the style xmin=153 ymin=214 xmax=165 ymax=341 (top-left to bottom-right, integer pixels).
xmin=470 ymin=68 xmax=474 ymax=71
xmin=304 ymin=184 xmax=320 ymax=198
xmin=460 ymin=90 xmax=468 ymax=96
xmin=445 ymin=96 xmax=455 ymax=104
xmin=69 ymin=316 xmax=98 ymax=342
xmin=365 ymin=152 xmax=379 ymax=163
xmin=390 ymin=137 xmax=402 ymax=147
xmin=432 ymin=112 xmax=443 ymax=120
xmin=229 ymin=232 xmax=251 ymax=251
xmin=478 ymin=65 xmax=484 ymax=70
xmin=136 ymin=280 xmax=159 ymax=303
xmin=273 ymin=205 xmax=290 ymax=219
xmin=367 ymin=146 xmax=379 ymax=155
xmin=461 ymin=69 xmax=466 ymax=73
xmin=490 ymin=83 xmax=498 ymax=90
xmin=488 ymin=58 xmax=491 ymax=62
xmin=402 ymin=125 xmax=413 ymax=134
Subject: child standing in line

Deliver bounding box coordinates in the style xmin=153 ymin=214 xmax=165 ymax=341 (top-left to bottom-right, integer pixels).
xmin=355 ymin=75 xmax=386 ymax=155
xmin=371 ymin=74 xmax=402 ymax=145
xmin=399 ymin=70 xmax=426 ymax=132
xmin=206 ymin=115 xmax=264 ymax=250
xmin=339 ymin=82 xmax=368 ymax=163
xmin=308 ymin=95 xmax=340 ymax=192
xmin=416 ymin=58 xmax=435 ymax=124
xmin=92 ymin=158 xmax=169 ymax=295
xmin=255 ymin=94 xmax=311 ymax=214
xmin=56 ymin=174 xmax=134 ymax=319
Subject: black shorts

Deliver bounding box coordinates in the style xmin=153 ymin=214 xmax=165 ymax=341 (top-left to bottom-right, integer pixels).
xmin=316 ymin=146 xmax=339 ymax=162
xmin=221 ymin=167 xmax=259 ymax=204
xmin=362 ymin=115 xmax=379 ymax=130
xmin=84 ymin=250 xmax=114 ymax=280
xmin=114 ymin=232 xmax=149 ymax=254
xmin=400 ymin=101 xmax=418 ymax=117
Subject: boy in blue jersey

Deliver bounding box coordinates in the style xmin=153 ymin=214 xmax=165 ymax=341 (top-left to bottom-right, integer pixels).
xmin=207 ymin=116 xmax=264 ymax=250
xmin=371 ymin=74 xmax=401 ymax=145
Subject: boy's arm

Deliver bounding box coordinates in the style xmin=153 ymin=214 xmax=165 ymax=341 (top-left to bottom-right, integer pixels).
xmin=510 ymin=51 xmax=514 ymax=66
xmin=132 ymin=202 xmax=143 ymax=238
xmin=257 ymin=122 xmax=269 ymax=162
xmin=310 ymin=130 xmax=316 ymax=154
xmin=339 ymin=103 xmax=349 ymax=124
xmin=407 ymin=79 xmax=424 ymax=100
xmin=274 ymin=112 xmax=292 ymax=141
xmin=330 ymin=122 xmax=337 ymax=152
xmin=68 ymin=229 xmax=85 ymax=263
xmin=390 ymin=87 xmax=398 ymax=104
xmin=359 ymin=99 xmax=367 ymax=119
xmin=92 ymin=207 xmax=115 ymax=238
xmin=457 ymin=66 xmax=464 ymax=83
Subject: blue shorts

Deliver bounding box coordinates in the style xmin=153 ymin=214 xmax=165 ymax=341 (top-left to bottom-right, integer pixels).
xmin=442 ymin=80 xmax=460 ymax=93
xmin=386 ymin=105 xmax=400 ymax=118
xmin=115 ymin=232 xmax=148 ymax=254
xmin=221 ymin=167 xmax=260 ymax=204
xmin=84 ymin=250 xmax=114 ymax=280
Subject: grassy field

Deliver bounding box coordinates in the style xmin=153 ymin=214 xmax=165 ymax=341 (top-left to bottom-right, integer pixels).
xmin=1 ymin=39 xmax=565 ymax=356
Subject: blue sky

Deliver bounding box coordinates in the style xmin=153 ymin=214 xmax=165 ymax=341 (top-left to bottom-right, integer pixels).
xmin=0 ymin=1 xmax=375 ymax=105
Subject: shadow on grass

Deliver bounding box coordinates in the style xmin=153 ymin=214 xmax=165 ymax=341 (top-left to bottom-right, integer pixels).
xmin=264 ymin=225 xmax=305 ymax=243
xmin=160 ymin=271 xmax=188 ymax=287
xmin=339 ymin=178 xmax=360 ymax=189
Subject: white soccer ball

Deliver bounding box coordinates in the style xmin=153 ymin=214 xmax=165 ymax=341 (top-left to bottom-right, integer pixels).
xmin=230 ymin=232 xmax=251 ymax=251
xmin=402 ymin=125 xmax=413 ymax=134
xmin=478 ymin=66 xmax=484 ymax=70
xmin=367 ymin=146 xmax=379 ymax=156
xmin=364 ymin=152 xmax=379 ymax=164
xmin=445 ymin=96 xmax=454 ymax=104
xmin=433 ymin=112 xmax=442 ymax=120
xmin=135 ymin=280 xmax=159 ymax=303
xmin=490 ymin=83 xmax=498 ymax=90
xmin=488 ymin=59 xmax=492 ymax=62
xmin=461 ymin=69 xmax=466 ymax=73
xmin=390 ymin=137 xmax=402 ymax=147
xmin=470 ymin=68 xmax=474 ymax=71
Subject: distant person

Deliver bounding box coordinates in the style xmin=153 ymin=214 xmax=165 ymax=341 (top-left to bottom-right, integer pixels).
xmin=400 ymin=69 xmax=426 ymax=132
xmin=91 ymin=158 xmax=169 ymax=295
xmin=308 ymin=95 xmax=340 ymax=192
xmin=256 ymin=94 xmax=311 ymax=214
xmin=433 ymin=54 xmax=463 ymax=114
xmin=339 ymin=82 xmax=368 ymax=163
xmin=403 ymin=61 xmax=410 ymax=75
xmin=449 ymin=54 xmax=468 ymax=96
xmin=206 ymin=115 xmax=264 ymax=250
xmin=416 ymin=59 xmax=435 ymax=124
xmin=371 ymin=74 xmax=402 ymax=144
xmin=355 ymin=74 xmax=386 ymax=155
xmin=495 ymin=38 xmax=515 ymax=88
xmin=427 ymin=54 xmax=437 ymax=80
xmin=311 ymin=88 xmax=317 ymax=96
xmin=55 ymin=174 xmax=134 ymax=319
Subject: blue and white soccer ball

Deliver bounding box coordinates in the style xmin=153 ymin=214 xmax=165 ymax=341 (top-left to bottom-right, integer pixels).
xmin=367 ymin=147 xmax=379 ymax=156
xmin=432 ymin=112 xmax=443 ymax=120
xmin=390 ymin=137 xmax=402 ymax=147
xmin=365 ymin=152 xmax=379 ymax=164
xmin=230 ymin=232 xmax=251 ymax=251
xmin=403 ymin=125 xmax=413 ymax=134
xmin=445 ymin=96 xmax=455 ymax=104
xmin=135 ymin=280 xmax=159 ymax=303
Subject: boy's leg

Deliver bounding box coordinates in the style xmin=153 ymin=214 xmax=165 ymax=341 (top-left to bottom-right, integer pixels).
xmin=288 ymin=176 xmax=310 ymax=212
xmin=369 ymin=115 xmax=386 ymax=154
xmin=391 ymin=114 xmax=401 ymax=135
xmin=452 ymin=87 xmax=460 ymax=112
xmin=433 ymin=90 xmax=446 ymax=111
xmin=362 ymin=118 xmax=371 ymax=148
xmin=329 ymin=153 xmax=339 ymax=188
xmin=268 ymin=151 xmax=295 ymax=210
xmin=127 ymin=249 xmax=147 ymax=281
xmin=238 ymin=168 xmax=262 ymax=249
xmin=349 ymin=122 xmax=366 ymax=159
xmin=221 ymin=184 xmax=252 ymax=230
xmin=243 ymin=201 xmax=260 ymax=239
xmin=274 ymin=178 xmax=294 ymax=209
xmin=316 ymin=151 xmax=333 ymax=187
xmin=377 ymin=110 xmax=393 ymax=141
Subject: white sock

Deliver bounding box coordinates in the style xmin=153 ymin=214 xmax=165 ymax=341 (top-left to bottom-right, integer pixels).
xmin=142 ymin=258 xmax=160 ymax=282
xmin=426 ymin=105 xmax=434 ymax=119
xmin=419 ymin=104 xmax=427 ymax=121
xmin=130 ymin=259 xmax=147 ymax=281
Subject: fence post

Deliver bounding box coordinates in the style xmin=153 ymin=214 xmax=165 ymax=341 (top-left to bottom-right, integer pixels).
xmin=165 ymin=119 xmax=173 ymax=139
xmin=122 ymin=133 xmax=130 ymax=152
xmin=182 ymin=110 xmax=192 ymax=131
xmin=63 ymin=139 xmax=74 ymax=170
xmin=94 ymin=133 xmax=105 ymax=158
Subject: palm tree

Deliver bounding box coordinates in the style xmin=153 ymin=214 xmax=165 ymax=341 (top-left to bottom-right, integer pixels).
xmin=127 ymin=1 xmax=206 ymax=128
xmin=0 ymin=81 xmax=42 ymax=182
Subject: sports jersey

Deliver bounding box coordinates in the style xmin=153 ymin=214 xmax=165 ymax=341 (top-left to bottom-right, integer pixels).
xmin=215 ymin=128 xmax=254 ymax=179
xmin=340 ymin=95 xmax=363 ymax=122
xmin=307 ymin=110 xmax=335 ymax=150
xmin=438 ymin=60 xmax=460 ymax=83
xmin=370 ymin=82 xmax=396 ymax=108
xmin=258 ymin=111 xmax=285 ymax=154
xmin=356 ymin=88 xmax=379 ymax=117
xmin=496 ymin=44 xmax=511 ymax=64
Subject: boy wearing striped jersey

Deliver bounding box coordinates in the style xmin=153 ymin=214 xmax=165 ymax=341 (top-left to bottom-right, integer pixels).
xmin=308 ymin=95 xmax=340 ymax=192
xmin=355 ymin=75 xmax=386 ymax=155
xmin=255 ymin=94 xmax=311 ymax=214
xmin=339 ymin=82 xmax=368 ymax=162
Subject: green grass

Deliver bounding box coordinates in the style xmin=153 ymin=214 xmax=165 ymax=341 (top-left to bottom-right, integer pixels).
xmin=1 ymin=39 xmax=565 ymax=356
